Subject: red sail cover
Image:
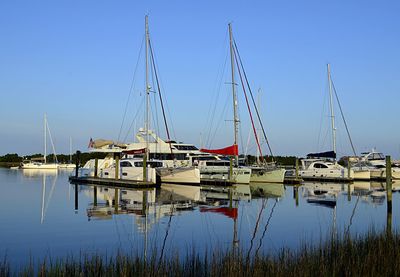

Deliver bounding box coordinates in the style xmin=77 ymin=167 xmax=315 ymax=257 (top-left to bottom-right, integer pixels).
xmin=123 ymin=148 xmax=147 ymax=155
xmin=200 ymin=207 xmax=238 ymax=219
xmin=200 ymin=144 xmax=238 ymax=156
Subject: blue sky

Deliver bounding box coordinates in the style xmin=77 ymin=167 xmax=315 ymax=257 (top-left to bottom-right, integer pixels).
xmin=0 ymin=1 xmax=399 ymax=158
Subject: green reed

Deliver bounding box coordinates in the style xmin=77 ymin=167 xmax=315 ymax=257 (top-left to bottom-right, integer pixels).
xmin=2 ymin=230 xmax=400 ymax=277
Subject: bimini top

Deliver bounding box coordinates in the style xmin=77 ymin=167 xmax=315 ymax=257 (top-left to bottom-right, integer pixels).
xmin=306 ymin=150 xmax=336 ymax=159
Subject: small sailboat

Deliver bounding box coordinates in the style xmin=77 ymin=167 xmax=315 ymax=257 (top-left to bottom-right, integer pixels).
xmin=21 ymin=114 xmax=58 ymax=170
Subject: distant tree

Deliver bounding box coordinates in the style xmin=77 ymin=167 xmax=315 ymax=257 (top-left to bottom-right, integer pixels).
xmin=0 ymin=153 xmax=22 ymax=163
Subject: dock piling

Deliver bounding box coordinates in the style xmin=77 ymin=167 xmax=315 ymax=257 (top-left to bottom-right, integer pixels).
xmin=293 ymin=185 xmax=299 ymax=206
xmin=93 ymin=186 xmax=97 ymax=206
xmin=386 ymin=155 xmax=392 ymax=219
xmin=94 ymin=158 xmax=98 ymax=178
xmin=143 ymin=154 xmax=147 ymax=182
xmin=347 ymin=159 xmax=351 ymax=180
xmin=75 ymin=151 xmax=81 ymax=178
xmin=74 ymin=184 xmax=78 ymax=212
xmin=295 ymin=158 xmax=299 ymax=181
xmin=114 ymin=188 xmax=119 ymax=214
xmin=115 ymin=155 xmax=120 ymax=180
xmin=229 ymin=157 xmax=233 ymax=182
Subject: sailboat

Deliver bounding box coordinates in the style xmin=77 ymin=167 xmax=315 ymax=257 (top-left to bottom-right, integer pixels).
xmin=21 ymin=114 xmax=58 ymax=170
xmin=83 ymin=16 xmax=200 ymax=184
xmin=199 ymin=24 xmax=252 ymax=184
xmin=298 ymin=64 xmax=354 ymax=181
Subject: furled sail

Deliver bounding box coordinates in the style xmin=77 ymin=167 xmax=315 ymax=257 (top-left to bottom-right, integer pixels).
xmin=306 ymin=150 xmax=336 ymax=159
xmin=200 ymin=144 xmax=238 ymax=156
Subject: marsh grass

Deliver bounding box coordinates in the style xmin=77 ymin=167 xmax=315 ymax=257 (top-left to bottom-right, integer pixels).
xmin=2 ymin=230 xmax=400 ymax=276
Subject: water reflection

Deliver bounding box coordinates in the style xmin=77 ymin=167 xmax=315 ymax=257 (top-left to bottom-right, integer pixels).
xmin=40 ymin=172 xmax=58 ymax=223
xmin=250 ymin=182 xmax=284 ymax=199
xmin=22 ymin=168 xmax=58 ymax=178
xmin=1 ymin=167 xmax=398 ymax=268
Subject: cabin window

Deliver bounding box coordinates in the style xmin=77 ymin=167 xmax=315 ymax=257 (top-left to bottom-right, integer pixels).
xmin=150 ymin=153 xmax=187 ymax=160
xmin=120 ymin=161 xmax=132 ymax=167
xmin=173 ymin=145 xmax=199 ymax=151
xmin=314 ymin=163 xmax=328 ymax=169
xmin=372 ymin=153 xmax=384 ymax=160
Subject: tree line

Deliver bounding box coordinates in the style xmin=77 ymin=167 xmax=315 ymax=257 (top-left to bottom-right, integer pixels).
xmin=1 ymin=153 xmax=299 ymax=166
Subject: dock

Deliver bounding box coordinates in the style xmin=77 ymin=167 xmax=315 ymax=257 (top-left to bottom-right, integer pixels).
xmin=284 ymin=176 xmax=303 ymax=185
xmin=69 ymin=176 xmax=158 ymax=188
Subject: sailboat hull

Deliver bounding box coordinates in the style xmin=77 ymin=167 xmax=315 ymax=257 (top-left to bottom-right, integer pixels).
xmin=199 ymin=166 xmax=251 ymax=184
xmin=157 ymin=167 xmax=200 ymax=184
xmin=21 ymin=163 xmax=58 ymax=170
xmin=250 ymin=168 xmax=285 ymax=183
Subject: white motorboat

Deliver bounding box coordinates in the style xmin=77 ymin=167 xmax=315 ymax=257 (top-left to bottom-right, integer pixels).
xmin=354 ymin=150 xmax=400 ymax=180
xmin=299 ymin=157 xmax=354 ymax=180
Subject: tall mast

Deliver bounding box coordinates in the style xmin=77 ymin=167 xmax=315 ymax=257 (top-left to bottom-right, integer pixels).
xmin=145 ymin=15 xmax=150 ymax=160
xmin=69 ymin=137 xmax=72 ymax=163
xmin=229 ymin=23 xmax=239 ymax=164
xmin=327 ymin=63 xmax=336 ymax=159
xmin=44 ymin=113 xmax=47 ymax=164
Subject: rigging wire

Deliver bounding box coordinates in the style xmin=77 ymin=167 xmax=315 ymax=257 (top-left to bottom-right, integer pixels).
xmin=208 ymin=92 xmax=231 ymax=148
xmin=148 ymin=39 xmax=174 ymax=155
xmin=233 ymin=39 xmax=274 ymax=160
xmin=233 ymin=45 xmax=264 ymax=161
xmin=246 ymin=198 xmax=268 ymax=263
xmin=331 ymin=80 xmax=357 ymax=156
xmin=255 ymin=199 xmax=278 ymax=258
xmin=46 ymin=120 xmax=58 ymax=163
xmin=117 ymin=35 xmax=145 ymax=143
xmin=122 ymin=97 xmax=145 ymax=142
xmin=148 ymin=37 xmax=177 ymax=141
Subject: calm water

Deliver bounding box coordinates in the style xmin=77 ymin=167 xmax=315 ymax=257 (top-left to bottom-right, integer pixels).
xmin=1 ymin=168 xmax=399 ymax=268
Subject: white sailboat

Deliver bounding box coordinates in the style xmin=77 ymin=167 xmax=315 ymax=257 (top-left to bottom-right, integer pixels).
xmin=299 ymin=64 xmax=354 ymax=181
xmin=199 ymin=24 xmax=252 ymax=184
xmin=83 ymin=16 xmax=200 ymax=184
xmin=21 ymin=114 xmax=58 ymax=170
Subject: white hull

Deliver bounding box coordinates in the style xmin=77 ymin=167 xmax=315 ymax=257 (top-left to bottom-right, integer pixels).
xmin=101 ymin=167 xmax=157 ymax=183
xmin=352 ymin=168 xmax=371 ymax=180
xmin=199 ymin=166 xmax=251 ymax=184
xmin=81 ymin=158 xmax=114 ymax=177
xmin=370 ymin=168 xmax=400 ymax=180
xmin=299 ymin=168 xmax=354 ymax=180
xmin=58 ymin=164 xmax=76 ymax=169
xmin=157 ymin=167 xmax=200 ymax=184
xmin=21 ymin=163 xmax=58 ymax=170
xmin=250 ymin=167 xmax=285 ymax=183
